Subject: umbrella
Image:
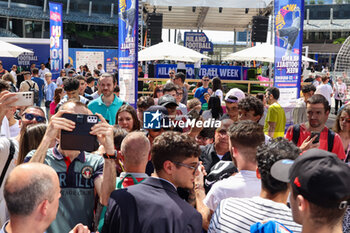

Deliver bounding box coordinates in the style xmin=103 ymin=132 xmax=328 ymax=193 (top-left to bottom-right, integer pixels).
xmin=223 ymin=43 xmax=317 ymax=63
xmin=0 ymin=40 xmax=34 ymax=58
xmin=138 ymin=41 xmax=210 ymax=62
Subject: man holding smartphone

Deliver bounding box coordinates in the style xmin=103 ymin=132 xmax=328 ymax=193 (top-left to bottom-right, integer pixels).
xmin=285 ymin=94 xmax=345 ymax=160
xmin=25 ymin=100 xmax=116 ymax=233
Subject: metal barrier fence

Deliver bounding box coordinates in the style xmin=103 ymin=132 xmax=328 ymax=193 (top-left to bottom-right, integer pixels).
xmin=138 ymin=78 xmax=274 ymax=96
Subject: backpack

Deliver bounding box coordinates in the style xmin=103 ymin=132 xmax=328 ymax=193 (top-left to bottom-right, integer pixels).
xmin=0 ymin=139 xmax=15 ymax=188
xmin=292 ymin=124 xmax=335 ymax=152
xmin=26 ymin=81 xmax=39 ymax=103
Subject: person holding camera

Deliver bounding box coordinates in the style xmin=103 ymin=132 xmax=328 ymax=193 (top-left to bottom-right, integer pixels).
xmin=285 ymin=94 xmax=345 ymax=160
xmin=25 ymin=100 xmax=116 ymax=233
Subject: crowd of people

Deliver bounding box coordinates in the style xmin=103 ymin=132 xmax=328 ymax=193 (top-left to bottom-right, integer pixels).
xmin=0 ymin=62 xmax=349 ymax=233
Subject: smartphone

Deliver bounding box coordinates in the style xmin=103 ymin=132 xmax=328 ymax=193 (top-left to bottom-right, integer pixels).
xmin=60 ymin=113 xmax=99 ymax=152
xmin=9 ymin=92 xmax=33 ymax=107
xmin=310 ymin=131 xmax=320 ymax=144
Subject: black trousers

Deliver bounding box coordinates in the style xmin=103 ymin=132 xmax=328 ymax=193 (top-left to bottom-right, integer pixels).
xmin=335 ymin=99 xmax=343 ymax=114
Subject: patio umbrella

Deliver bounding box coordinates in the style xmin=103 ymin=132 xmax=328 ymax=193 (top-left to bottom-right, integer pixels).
xmin=138 ymin=41 xmax=210 ymax=62
xmin=223 ymin=43 xmax=317 ymax=63
xmin=0 ymin=40 xmax=34 ymax=58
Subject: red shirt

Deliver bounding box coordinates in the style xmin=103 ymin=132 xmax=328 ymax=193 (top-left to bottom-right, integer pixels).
xmin=285 ymin=123 xmax=345 ymax=160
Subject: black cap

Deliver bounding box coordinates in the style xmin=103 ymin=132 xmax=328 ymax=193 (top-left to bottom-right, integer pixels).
xmin=271 ymin=149 xmax=350 ymax=209
xmin=158 ymin=94 xmax=178 ymax=108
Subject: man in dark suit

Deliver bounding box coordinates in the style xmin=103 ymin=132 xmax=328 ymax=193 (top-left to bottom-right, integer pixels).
xmin=102 ymin=131 xmax=202 ymax=233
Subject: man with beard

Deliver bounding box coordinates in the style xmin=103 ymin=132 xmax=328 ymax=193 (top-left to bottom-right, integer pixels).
xmin=285 ymin=94 xmax=345 ymax=160
xmin=88 ymin=73 xmax=124 ymax=125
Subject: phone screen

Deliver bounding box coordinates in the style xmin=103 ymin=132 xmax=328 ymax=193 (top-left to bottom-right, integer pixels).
xmin=60 ymin=113 xmax=99 ymax=152
xmin=310 ymin=132 xmax=320 ymax=144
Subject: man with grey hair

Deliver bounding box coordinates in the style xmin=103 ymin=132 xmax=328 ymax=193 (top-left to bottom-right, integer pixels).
xmin=98 ymin=132 xmax=150 ymax=231
xmin=1 ymin=163 xmax=89 ymax=233
xmin=88 ymin=73 xmax=124 ymax=125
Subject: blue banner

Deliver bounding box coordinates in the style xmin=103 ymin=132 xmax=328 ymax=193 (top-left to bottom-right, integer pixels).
xmin=156 ymin=64 xmax=247 ymax=80
xmin=1 ymin=43 xmax=49 ymax=72
xmin=274 ymin=0 xmax=304 ymax=102
xmin=49 ymin=2 xmax=63 ymax=80
xmin=184 ymin=32 xmax=213 ymax=53
xmin=118 ymin=0 xmax=138 ymax=106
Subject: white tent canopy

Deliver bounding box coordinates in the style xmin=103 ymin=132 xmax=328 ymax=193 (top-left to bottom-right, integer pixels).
xmin=223 ymin=43 xmax=317 ymax=63
xmin=0 ymin=40 xmax=33 ymax=57
xmin=138 ymin=41 xmax=210 ymax=62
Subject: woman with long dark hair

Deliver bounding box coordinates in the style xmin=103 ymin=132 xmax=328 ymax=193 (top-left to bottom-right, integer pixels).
xmin=202 ymin=95 xmax=223 ymax=120
xmin=17 ymin=123 xmax=47 ymax=165
xmin=212 ymin=77 xmax=223 ymax=103
xmin=115 ymin=105 xmax=141 ymax=132
xmin=49 ymin=87 xmax=64 ymax=119
xmin=333 ymin=105 xmax=350 ymax=162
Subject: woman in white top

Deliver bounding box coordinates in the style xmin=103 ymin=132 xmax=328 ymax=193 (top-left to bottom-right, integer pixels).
xmin=202 ymin=95 xmax=223 ymax=120
xmin=212 ymin=77 xmax=223 ymax=103
xmin=55 ymin=69 xmax=67 ymax=87
xmin=334 ymin=77 xmax=347 ymax=115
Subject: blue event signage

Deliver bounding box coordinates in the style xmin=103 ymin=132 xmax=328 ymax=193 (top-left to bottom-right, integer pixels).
xmin=184 ymin=32 xmax=213 ymax=53
xmin=118 ymin=0 xmax=138 ymax=107
xmin=49 ymin=2 xmax=63 ymax=80
xmin=1 ymin=43 xmax=49 ymax=71
xmin=274 ymin=0 xmax=304 ymax=102
xmin=156 ymin=64 xmax=246 ymax=80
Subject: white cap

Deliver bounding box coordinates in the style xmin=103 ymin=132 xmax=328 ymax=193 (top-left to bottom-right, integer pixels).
xmin=225 ymin=88 xmax=245 ymax=103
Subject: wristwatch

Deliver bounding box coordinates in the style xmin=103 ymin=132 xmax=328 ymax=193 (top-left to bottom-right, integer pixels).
xmin=103 ymin=152 xmax=117 ymax=159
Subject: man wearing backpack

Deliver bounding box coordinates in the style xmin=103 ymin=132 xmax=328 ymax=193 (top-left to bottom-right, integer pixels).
xmin=19 ymin=71 xmax=39 ymax=105
xmin=285 ymin=94 xmax=345 ymax=160
xmin=31 ymin=68 xmax=45 ymax=106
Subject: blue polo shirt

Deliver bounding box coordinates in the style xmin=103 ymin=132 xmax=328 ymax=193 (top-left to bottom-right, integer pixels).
xmin=87 ymin=94 xmax=124 ymax=125
xmin=194 ymin=86 xmax=209 ymax=105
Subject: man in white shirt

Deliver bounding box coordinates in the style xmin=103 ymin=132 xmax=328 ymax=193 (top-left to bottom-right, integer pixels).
xmin=208 ymin=138 xmax=302 ymax=233
xmin=9 ymin=65 xmax=17 ymax=84
xmin=38 ymin=63 xmax=50 ymax=79
xmin=97 ymin=64 xmax=105 ymax=74
xmin=315 ymin=75 xmax=333 ymax=106
xmin=195 ymin=120 xmax=265 ymax=230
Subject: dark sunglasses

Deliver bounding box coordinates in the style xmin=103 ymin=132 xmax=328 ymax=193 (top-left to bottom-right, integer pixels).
xmin=23 ymin=113 xmax=46 ymax=123
xmin=203 ymin=79 xmax=210 ymax=81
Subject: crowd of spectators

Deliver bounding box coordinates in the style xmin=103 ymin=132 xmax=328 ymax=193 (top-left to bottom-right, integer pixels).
xmin=0 ymin=62 xmax=349 ymax=233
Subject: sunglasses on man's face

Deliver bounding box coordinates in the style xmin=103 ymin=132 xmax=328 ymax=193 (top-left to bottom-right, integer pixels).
xmin=23 ymin=113 xmax=46 ymax=123
xmin=203 ymin=79 xmax=210 ymax=82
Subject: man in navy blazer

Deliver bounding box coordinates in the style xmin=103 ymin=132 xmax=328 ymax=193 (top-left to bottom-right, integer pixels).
xmin=102 ymin=131 xmax=203 ymax=233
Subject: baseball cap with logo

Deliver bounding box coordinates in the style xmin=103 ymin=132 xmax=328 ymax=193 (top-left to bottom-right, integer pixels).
xmin=271 ymin=148 xmax=350 ymax=209
xmin=158 ymin=94 xmax=178 ymax=108
xmin=224 ymin=88 xmax=245 ymax=103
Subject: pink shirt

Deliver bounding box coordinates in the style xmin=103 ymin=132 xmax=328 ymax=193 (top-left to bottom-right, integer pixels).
xmin=50 ymin=101 xmax=58 ymax=115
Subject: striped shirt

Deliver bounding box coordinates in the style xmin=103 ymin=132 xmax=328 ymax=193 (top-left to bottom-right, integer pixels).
xmin=208 ymin=196 xmax=302 ymax=233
